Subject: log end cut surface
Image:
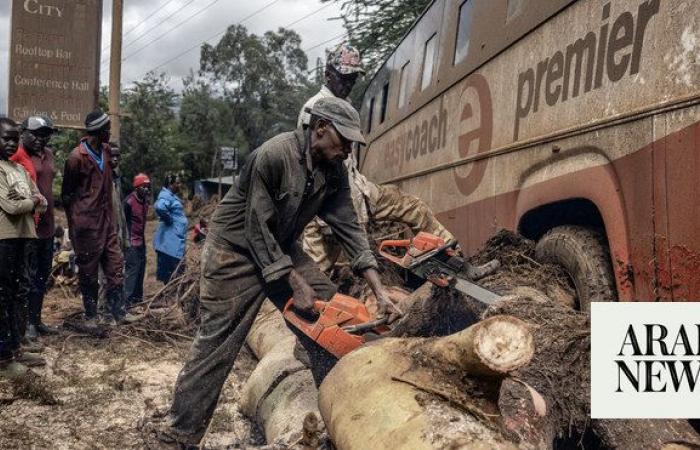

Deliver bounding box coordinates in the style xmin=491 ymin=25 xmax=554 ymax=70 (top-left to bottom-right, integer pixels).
xmin=475 ymin=316 xmax=534 ymax=374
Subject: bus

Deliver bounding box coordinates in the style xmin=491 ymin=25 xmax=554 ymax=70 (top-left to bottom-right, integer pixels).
xmin=359 ymin=0 xmax=700 ymax=308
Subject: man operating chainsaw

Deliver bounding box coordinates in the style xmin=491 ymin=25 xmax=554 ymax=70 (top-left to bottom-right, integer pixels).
xmin=143 ymin=97 xmax=400 ymax=449
xmin=299 ymin=43 xmax=496 ymax=279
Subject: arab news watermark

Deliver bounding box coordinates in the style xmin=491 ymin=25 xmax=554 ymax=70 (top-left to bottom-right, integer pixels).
xmin=591 ymin=303 xmax=700 ymax=418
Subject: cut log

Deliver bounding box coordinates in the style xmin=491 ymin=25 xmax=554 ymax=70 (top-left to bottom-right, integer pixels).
xmin=246 ymin=300 xmax=296 ymax=359
xmin=319 ymin=315 xmax=532 ymax=450
xmin=427 ymin=314 xmax=534 ymax=378
xmin=241 ymin=300 xmax=323 ymax=446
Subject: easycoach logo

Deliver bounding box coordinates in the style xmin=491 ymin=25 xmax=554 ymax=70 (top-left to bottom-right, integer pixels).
xmin=591 ymin=303 xmax=700 ymax=418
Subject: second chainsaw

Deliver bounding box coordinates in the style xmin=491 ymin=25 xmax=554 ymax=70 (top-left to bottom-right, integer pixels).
xmin=378 ymin=232 xmax=501 ymax=305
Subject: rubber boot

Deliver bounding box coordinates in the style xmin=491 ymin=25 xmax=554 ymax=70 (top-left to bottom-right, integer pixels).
xmin=82 ymin=284 xmax=99 ymax=320
xmin=21 ymin=334 xmax=44 ymax=353
xmin=107 ymin=287 xmax=127 ymax=323
xmin=13 ymin=350 xmax=45 ymax=367
xmin=0 ymin=360 xmax=28 ymax=379
xmin=464 ymin=259 xmax=501 ymax=280
xmin=24 ymin=323 xmax=39 ymax=340
xmin=35 ymin=323 xmax=59 ymax=335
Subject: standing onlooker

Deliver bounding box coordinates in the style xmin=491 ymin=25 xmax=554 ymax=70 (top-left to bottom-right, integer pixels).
xmin=97 ymin=142 xmax=129 ymax=310
xmin=0 ymin=117 xmax=46 ymax=377
xmin=124 ymin=173 xmax=151 ymax=305
xmin=11 ymin=116 xmax=59 ymax=341
xmin=61 ymin=110 xmax=127 ymax=325
xmin=154 ymin=174 xmax=187 ymax=284
xmin=109 ymin=143 xmax=129 ymax=251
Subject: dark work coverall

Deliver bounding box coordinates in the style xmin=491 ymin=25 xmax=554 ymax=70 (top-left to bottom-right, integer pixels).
xmin=61 ymin=139 xmax=125 ymax=319
xmin=165 ymin=129 xmax=377 ymax=445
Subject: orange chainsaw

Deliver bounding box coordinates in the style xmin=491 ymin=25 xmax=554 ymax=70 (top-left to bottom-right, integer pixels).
xmin=283 ymin=293 xmax=389 ymax=358
xmin=283 ymin=233 xmax=500 ymax=358
xmin=378 ymin=232 xmax=502 ymax=304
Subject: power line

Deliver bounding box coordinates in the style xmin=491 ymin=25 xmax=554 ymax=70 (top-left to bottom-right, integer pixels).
xmin=133 ymin=0 xmax=281 ymax=78
xmin=119 ymin=0 xmax=197 ymax=55
xmin=100 ymin=0 xmax=179 ymax=55
xmin=304 ymin=31 xmax=349 ymax=52
xmin=285 ymin=2 xmax=333 ymax=28
xmin=122 ymin=0 xmax=225 ymax=63
xmin=136 ymin=0 xmax=342 ymax=80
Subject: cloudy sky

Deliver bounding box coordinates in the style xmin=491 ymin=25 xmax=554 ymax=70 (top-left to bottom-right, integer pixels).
xmin=0 ymin=0 xmax=346 ymax=115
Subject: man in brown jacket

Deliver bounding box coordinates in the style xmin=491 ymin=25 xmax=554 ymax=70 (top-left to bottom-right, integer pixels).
xmin=61 ymin=110 xmax=126 ymax=325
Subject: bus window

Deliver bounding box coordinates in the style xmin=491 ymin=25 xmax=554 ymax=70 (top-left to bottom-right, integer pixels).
xmin=367 ymin=97 xmax=375 ymax=133
xmin=507 ymin=0 xmax=525 ymax=21
xmin=454 ymin=0 xmax=474 ymax=65
xmin=380 ymin=82 xmax=389 ymax=123
xmin=398 ymin=61 xmax=411 ymax=108
xmin=421 ymin=33 xmax=437 ymax=91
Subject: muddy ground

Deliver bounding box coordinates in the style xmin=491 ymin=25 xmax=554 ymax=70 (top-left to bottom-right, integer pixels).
xmin=0 ymin=219 xmax=263 ymax=449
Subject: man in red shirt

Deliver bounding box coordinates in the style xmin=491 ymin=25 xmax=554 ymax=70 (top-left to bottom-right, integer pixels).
xmin=124 ymin=173 xmax=151 ymax=305
xmin=11 ymin=116 xmax=58 ymax=342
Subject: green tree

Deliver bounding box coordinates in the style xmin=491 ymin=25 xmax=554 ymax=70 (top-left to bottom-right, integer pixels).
xmin=176 ymin=76 xmax=242 ymax=181
xmin=199 ymin=25 xmax=320 ymax=151
xmin=321 ymin=0 xmax=432 ymax=72
xmin=120 ymin=73 xmax=180 ymax=186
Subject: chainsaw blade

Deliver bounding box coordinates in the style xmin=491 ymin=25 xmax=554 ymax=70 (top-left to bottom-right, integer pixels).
xmin=453 ymin=277 xmax=502 ymax=305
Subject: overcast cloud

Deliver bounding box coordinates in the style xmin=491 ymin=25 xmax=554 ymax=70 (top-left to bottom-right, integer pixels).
xmin=0 ymin=0 xmax=346 ymax=115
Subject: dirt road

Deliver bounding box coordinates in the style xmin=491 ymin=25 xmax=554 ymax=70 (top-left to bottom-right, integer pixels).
xmin=0 ymin=219 xmax=262 ymax=449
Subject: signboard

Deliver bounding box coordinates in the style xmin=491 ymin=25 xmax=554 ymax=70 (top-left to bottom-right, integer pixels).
xmin=220 ymin=147 xmax=238 ymax=171
xmin=8 ymin=0 xmax=103 ymax=128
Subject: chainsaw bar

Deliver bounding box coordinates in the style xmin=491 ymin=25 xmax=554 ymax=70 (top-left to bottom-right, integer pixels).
xmin=453 ymin=277 xmax=503 ymax=305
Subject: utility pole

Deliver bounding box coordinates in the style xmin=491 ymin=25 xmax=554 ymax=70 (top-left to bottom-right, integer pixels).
xmin=108 ymin=0 xmax=123 ymax=144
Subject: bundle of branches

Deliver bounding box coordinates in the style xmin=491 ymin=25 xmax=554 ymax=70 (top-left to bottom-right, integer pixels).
xmin=123 ymin=245 xmax=204 ymax=343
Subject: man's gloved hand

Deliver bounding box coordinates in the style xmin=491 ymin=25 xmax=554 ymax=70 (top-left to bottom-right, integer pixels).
xmin=288 ymin=269 xmax=318 ymax=313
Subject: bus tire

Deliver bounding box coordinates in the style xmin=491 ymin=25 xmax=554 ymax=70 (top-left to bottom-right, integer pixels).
xmin=534 ymin=225 xmax=616 ymax=311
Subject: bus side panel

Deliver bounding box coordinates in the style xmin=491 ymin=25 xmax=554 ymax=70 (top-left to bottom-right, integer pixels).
xmin=654 ymin=107 xmax=700 ymax=300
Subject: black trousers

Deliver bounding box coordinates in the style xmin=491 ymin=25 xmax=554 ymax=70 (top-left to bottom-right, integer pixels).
xmin=156 ymin=251 xmax=182 ymax=284
xmin=124 ymin=245 xmax=147 ymax=304
xmin=24 ymin=237 xmax=54 ymax=326
xmin=0 ymin=239 xmax=29 ymax=359
xmin=166 ymin=238 xmax=337 ymax=445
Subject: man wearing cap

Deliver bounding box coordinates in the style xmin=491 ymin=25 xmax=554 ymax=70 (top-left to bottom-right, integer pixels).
xmin=10 ymin=116 xmax=58 ymax=341
xmin=299 ymin=43 xmax=457 ymax=274
xmin=144 ymin=97 xmax=399 ymax=448
xmin=61 ymin=109 xmax=126 ymax=325
xmin=124 ymin=173 xmax=151 ymax=305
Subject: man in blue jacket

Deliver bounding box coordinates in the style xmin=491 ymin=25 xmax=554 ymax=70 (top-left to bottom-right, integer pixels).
xmin=153 ymin=175 xmax=187 ymax=284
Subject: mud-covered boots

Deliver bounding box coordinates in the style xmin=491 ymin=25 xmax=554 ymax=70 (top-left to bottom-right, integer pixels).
xmin=82 ymin=284 xmax=99 ymax=320
xmin=13 ymin=349 xmax=45 ymax=367
xmin=0 ymin=358 xmax=28 ymax=379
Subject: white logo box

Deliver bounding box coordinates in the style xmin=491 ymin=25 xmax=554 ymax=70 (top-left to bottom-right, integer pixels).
xmin=591 ymin=302 xmax=700 ymax=419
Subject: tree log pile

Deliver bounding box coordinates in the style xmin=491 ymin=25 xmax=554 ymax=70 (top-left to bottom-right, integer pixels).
xmin=240 ymin=300 xmax=325 ymax=447
xmin=318 ymin=231 xmax=700 ymax=449
xmin=133 ymin=228 xmax=700 ymax=449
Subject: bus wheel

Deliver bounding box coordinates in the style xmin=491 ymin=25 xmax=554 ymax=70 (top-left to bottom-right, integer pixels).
xmin=534 ymin=225 xmax=616 ymax=311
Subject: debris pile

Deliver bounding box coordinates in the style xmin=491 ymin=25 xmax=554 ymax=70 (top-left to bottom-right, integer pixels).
xmin=317 ymin=231 xmax=700 ymax=449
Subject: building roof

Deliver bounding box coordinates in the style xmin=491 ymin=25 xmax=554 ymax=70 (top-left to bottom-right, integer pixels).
xmin=199 ymin=175 xmax=236 ymax=186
